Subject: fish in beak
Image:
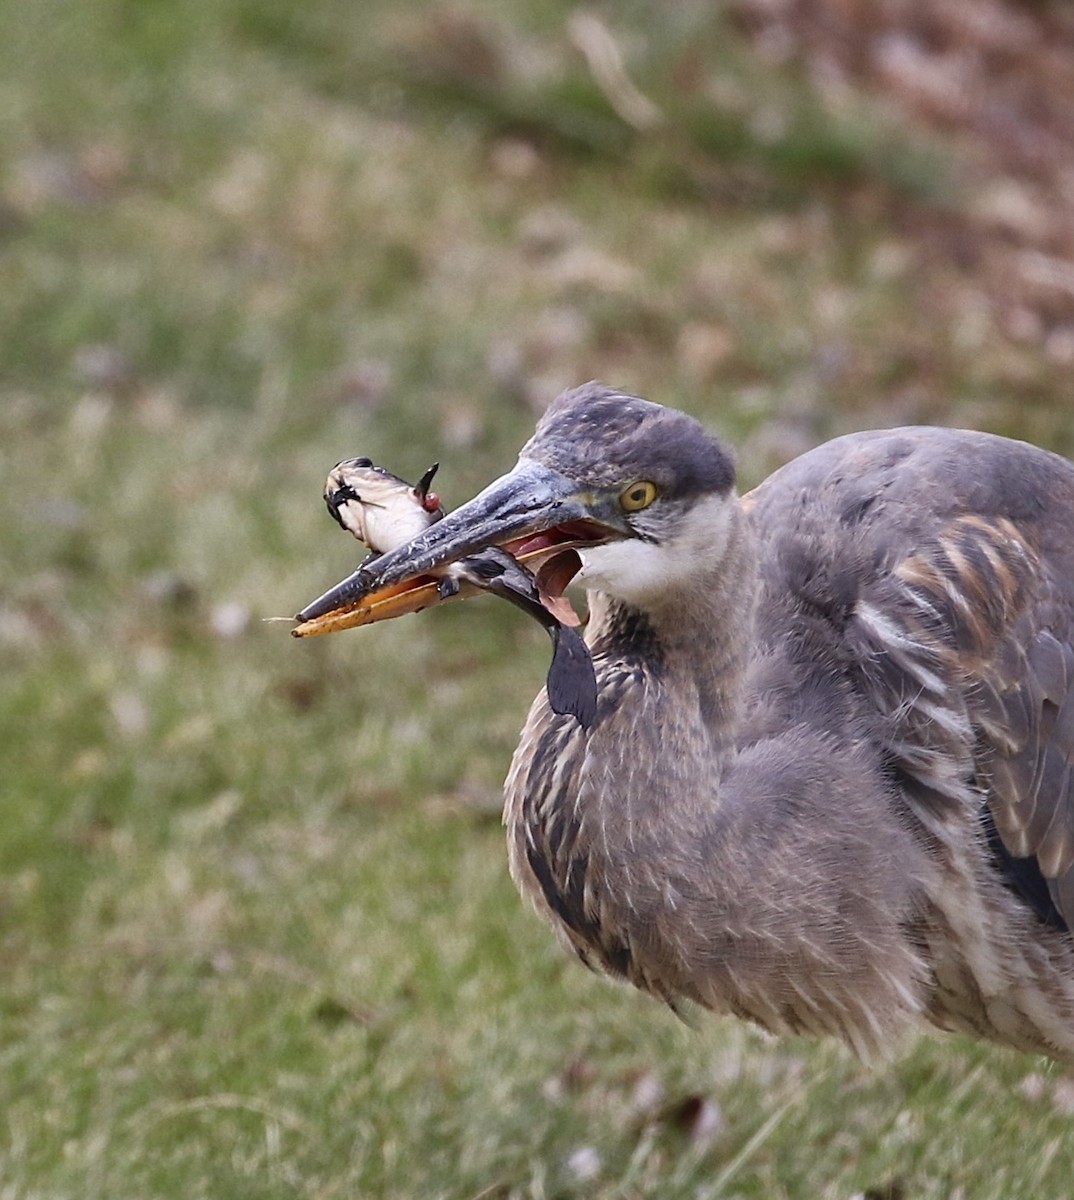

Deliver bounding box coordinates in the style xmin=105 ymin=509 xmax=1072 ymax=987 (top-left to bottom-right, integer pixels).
xmin=324 ymin=459 xmax=444 ymax=550
xmin=293 ymin=458 xmax=632 ymax=728
xmin=293 ymin=458 xmax=628 ymax=635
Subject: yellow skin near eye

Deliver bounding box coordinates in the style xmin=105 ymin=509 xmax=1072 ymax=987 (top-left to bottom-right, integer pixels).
xmin=620 ymin=480 xmax=658 ymax=512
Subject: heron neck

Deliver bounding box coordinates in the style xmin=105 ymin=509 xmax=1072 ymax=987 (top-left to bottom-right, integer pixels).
xmin=585 ymin=499 xmax=758 ymax=755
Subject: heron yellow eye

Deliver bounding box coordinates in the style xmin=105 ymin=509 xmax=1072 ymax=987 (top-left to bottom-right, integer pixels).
xmin=619 ymin=480 xmax=658 ymax=512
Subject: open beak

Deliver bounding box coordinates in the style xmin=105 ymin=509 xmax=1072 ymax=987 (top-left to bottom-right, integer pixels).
xmin=292 ymin=459 xmax=628 ymax=637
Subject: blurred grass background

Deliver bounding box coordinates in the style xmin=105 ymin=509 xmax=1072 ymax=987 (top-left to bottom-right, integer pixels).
xmin=2 ymin=1 xmax=1073 ymax=1196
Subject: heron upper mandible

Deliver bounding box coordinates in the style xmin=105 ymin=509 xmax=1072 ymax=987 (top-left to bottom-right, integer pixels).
xmin=296 ymin=382 xmax=1074 ymax=1062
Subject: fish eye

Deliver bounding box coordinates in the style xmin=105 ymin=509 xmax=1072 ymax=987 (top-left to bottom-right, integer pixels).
xmin=619 ymin=480 xmax=658 ymax=512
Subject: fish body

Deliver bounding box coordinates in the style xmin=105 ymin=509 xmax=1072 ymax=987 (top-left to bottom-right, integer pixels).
xmin=443 ymin=550 xmax=597 ymax=730
xmin=325 ymin=459 xmax=443 ymax=554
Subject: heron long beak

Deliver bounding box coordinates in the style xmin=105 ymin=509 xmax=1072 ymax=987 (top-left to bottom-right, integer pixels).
xmin=293 ymin=459 xmax=627 ymax=637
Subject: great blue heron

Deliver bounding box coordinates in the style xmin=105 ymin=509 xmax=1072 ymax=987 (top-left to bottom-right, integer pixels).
xmin=296 ymin=382 xmax=1074 ymax=1062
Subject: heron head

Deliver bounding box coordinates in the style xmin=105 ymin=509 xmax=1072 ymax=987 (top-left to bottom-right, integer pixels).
xmin=294 ymin=382 xmax=738 ymax=634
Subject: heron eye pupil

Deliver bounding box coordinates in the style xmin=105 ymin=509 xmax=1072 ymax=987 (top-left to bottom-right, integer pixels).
xmin=620 ymin=480 xmax=657 ymax=512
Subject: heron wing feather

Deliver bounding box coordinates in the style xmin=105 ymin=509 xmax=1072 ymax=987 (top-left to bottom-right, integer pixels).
xmin=747 ymin=426 xmax=1074 ymax=931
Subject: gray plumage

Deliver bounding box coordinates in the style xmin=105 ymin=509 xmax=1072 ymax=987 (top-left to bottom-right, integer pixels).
xmin=503 ymin=388 xmax=1074 ymax=1061
xmin=301 ymin=382 xmax=1074 ymax=1062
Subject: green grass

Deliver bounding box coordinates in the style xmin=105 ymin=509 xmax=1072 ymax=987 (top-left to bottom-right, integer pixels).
xmin=2 ymin=0 xmax=1073 ymax=1196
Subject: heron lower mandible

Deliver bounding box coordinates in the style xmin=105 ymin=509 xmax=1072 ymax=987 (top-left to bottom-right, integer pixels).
xmin=296 ymin=382 xmax=1074 ymax=1063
